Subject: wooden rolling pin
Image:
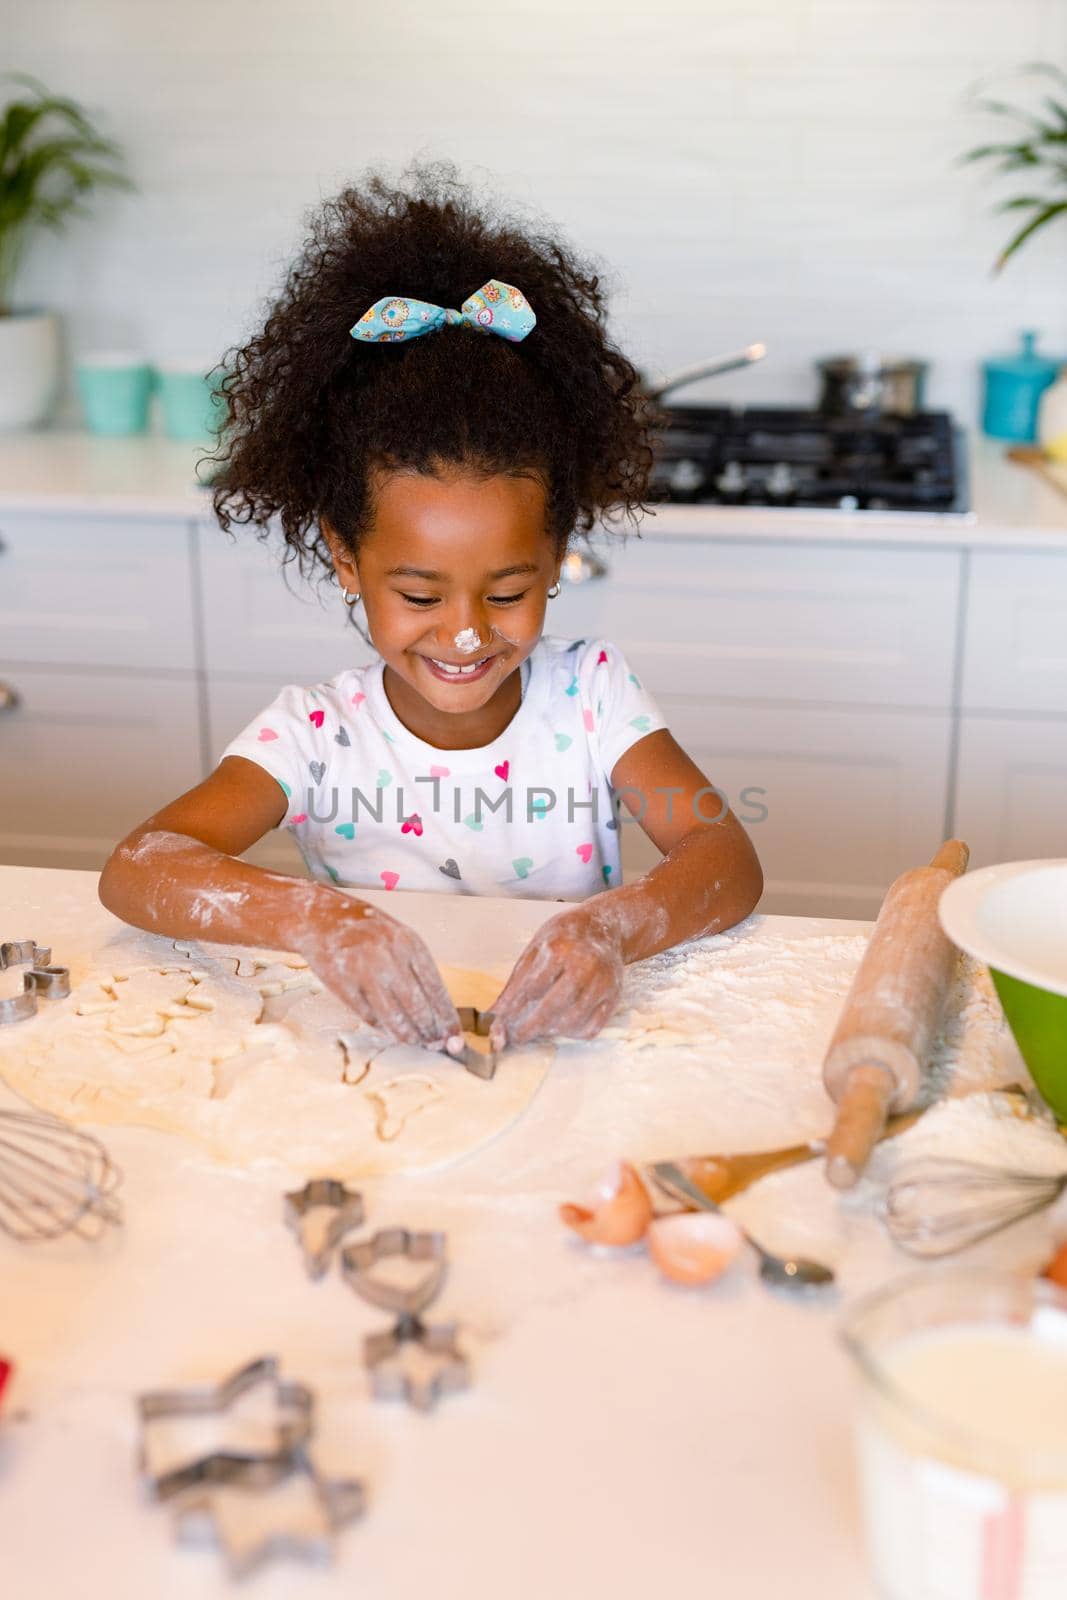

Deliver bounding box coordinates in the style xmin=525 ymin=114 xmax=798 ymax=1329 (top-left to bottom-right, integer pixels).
xmin=822 ymin=839 xmax=970 ymax=1190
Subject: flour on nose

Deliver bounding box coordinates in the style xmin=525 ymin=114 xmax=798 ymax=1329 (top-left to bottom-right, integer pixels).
xmin=453 ymin=627 xmax=484 ymax=654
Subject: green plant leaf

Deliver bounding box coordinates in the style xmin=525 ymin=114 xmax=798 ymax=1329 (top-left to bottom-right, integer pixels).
xmin=0 ymin=76 xmax=132 ymax=308
xmin=958 ymin=142 xmax=1035 ymax=164
xmin=997 ymin=194 xmax=1059 ymax=211
xmin=996 ymin=199 xmax=1067 ymax=270
xmin=961 ymin=64 xmax=1067 ymax=271
xmin=973 ymin=96 xmax=1053 ymax=134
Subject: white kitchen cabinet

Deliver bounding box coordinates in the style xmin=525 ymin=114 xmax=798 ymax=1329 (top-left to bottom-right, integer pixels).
xmin=619 ymin=697 xmax=952 ymax=919
xmin=953 ymin=714 xmax=1067 ymax=867
xmin=961 ymin=550 xmax=1067 ymax=715
xmin=0 ymin=513 xmax=197 ymax=670
xmin=552 ymin=535 xmax=961 ymax=708
xmin=0 ymin=665 xmax=203 ymax=869
xmin=196 ymin=519 xmax=375 ymax=681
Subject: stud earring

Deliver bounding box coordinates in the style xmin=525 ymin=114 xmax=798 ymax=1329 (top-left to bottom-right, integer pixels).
xmin=547 ymin=582 xmax=561 ymax=599
xmin=342 ymin=588 xmax=361 ymax=606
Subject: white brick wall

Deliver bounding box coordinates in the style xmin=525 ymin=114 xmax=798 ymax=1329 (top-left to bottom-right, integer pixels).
xmin=8 ymin=0 xmax=1067 ymax=421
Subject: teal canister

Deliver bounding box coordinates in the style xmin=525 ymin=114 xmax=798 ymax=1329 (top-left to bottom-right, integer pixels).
xmin=981 ymin=330 xmax=1060 ymax=442
xmin=156 ymin=365 xmax=226 ymax=441
xmin=75 ymin=353 xmax=154 ymax=435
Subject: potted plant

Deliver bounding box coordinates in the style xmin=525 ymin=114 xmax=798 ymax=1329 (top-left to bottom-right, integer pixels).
xmin=961 ymin=63 xmax=1067 ymax=270
xmin=0 ymin=74 xmax=131 ymax=430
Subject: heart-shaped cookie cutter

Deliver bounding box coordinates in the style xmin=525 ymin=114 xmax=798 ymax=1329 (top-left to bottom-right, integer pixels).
xmin=340 ymin=1227 xmax=447 ymax=1316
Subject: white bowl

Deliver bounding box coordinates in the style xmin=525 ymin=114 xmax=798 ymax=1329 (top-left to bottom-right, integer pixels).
xmin=939 ymin=859 xmax=1067 ymax=998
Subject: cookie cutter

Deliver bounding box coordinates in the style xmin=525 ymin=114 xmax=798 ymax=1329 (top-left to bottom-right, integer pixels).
xmin=22 ymin=965 xmax=71 ymax=999
xmin=454 ymin=1005 xmax=497 ymax=1081
xmin=174 ymin=1444 xmax=366 ymax=1579
xmin=340 ymin=1227 xmax=447 ymax=1316
xmin=0 ymin=940 xmax=68 ymax=1025
xmin=364 ymin=1313 xmax=470 ymax=1412
xmin=137 ymin=1355 xmax=314 ymax=1501
xmin=283 ymin=1178 xmax=365 ymax=1280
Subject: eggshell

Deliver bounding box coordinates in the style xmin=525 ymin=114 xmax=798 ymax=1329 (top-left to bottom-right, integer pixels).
xmin=559 ymin=1160 xmax=653 ymax=1246
xmin=1042 ymin=1240 xmax=1067 ymax=1290
xmin=648 ymin=1211 xmax=743 ymax=1286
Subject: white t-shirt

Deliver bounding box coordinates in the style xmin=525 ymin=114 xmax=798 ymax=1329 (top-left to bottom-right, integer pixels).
xmin=222 ymin=636 xmax=668 ymax=900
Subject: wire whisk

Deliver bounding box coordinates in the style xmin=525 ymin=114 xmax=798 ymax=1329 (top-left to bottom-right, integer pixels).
xmin=883 ymin=1156 xmax=1067 ymax=1258
xmin=0 ymin=1110 xmax=124 ymax=1242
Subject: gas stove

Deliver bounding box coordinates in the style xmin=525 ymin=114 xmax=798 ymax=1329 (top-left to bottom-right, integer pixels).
xmin=649 ymin=406 xmax=967 ymax=513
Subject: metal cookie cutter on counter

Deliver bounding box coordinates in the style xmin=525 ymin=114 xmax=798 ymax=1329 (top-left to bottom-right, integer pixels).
xmin=343 ymin=1229 xmax=471 ymax=1411
xmin=341 ymin=1227 xmax=447 ymax=1315
xmin=0 ymin=939 xmax=70 ymax=1025
xmin=283 ymin=1178 xmax=365 ymax=1280
xmin=454 ymin=1003 xmax=497 ymax=1080
xmin=137 ymin=1355 xmax=315 ymax=1501
xmin=364 ymin=1313 xmax=470 ymax=1412
xmin=175 ymin=1444 xmax=366 ymax=1580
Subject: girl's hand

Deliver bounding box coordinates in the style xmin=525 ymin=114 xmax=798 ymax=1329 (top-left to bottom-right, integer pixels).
xmin=299 ymin=891 xmax=463 ymax=1053
xmin=487 ymin=905 xmax=625 ymax=1049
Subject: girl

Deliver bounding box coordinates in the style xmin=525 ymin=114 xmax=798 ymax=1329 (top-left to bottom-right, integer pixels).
xmin=99 ymin=168 xmax=762 ymax=1059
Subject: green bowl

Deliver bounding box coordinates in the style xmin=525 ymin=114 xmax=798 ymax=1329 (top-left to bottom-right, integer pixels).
xmin=940 ymin=860 xmax=1067 ymax=1120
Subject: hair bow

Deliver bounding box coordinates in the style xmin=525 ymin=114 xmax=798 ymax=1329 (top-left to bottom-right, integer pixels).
xmin=350 ymin=279 xmax=536 ymax=345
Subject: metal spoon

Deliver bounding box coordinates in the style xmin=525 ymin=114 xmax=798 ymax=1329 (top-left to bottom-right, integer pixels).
xmin=648 ymin=1162 xmax=836 ymax=1294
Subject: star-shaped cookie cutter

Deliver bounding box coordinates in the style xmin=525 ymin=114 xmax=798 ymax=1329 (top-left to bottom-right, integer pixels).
xmin=364 ymin=1313 xmax=470 ymax=1412
xmin=137 ymin=1355 xmax=314 ymax=1501
xmin=0 ymin=940 xmax=69 ymax=1025
xmin=283 ymin=1178 xmax=365 ymax=1280
xmin=454 ymin=1004 xmax=497 ymax=1080
xmin=174 ymin=1444 xmax=366 ymax=1579
xmin=340 ymin=1227 xmax=447 ymax=1316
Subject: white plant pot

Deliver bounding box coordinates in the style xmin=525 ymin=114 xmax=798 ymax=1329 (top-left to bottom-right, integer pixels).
xmin=0 ymin=311 xmax=61 ymax=431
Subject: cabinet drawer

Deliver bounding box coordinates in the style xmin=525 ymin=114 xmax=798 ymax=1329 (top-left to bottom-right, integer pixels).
xmin=197 ymin=521 xmax=375 ymax=680
xmin=0 ymin=513 xmax=197 ymax=670
xmin=0 ymin=666 xmax=203 ymax=869
xmin=953 ymin=715 xmax=1067 ymax=867
xmin=962 ymin=550 xmax=1067 ymax=714
xmin=551 ymin=536 xmax=960 ymax=708
xmin=620 ymin=697 xmax=951 ymax=919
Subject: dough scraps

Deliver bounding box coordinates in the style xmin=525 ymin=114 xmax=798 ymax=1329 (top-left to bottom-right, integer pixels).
xmin=0 ymin=939 xmax=552 ymax=1179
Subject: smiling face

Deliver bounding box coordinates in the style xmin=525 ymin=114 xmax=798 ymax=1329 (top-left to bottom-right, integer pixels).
xmin=325 ymin=464 xmax=562 ymax=747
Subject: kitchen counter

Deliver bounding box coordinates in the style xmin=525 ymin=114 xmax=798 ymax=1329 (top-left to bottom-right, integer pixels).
xmin=0 ymin=865 xmax=1048 ymax=1600
xmin=1 ymin=427 xmax=1067 ymax=547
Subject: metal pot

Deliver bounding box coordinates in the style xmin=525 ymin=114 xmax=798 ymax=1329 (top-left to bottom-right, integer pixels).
xmin=816 ymin=353 xmax=928 ymax=418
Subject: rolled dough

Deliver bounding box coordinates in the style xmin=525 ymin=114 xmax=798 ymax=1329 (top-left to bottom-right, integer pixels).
xmin=0 ymin=938 xmax=552 ymax=1179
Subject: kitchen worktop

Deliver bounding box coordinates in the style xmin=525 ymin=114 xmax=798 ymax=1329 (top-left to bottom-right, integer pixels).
xmin=2 ymin=428 xmax=1067 ymax=548
xmin=0 ymin=864 xmax=1051 ymax=1600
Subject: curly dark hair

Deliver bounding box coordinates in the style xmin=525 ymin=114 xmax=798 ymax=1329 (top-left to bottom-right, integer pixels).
xmin=208 ymin=164 xmax=658 ymax=577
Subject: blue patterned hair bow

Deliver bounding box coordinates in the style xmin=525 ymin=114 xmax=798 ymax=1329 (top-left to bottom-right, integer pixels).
xmin=350 ymin=279 xmax=536 ymax=345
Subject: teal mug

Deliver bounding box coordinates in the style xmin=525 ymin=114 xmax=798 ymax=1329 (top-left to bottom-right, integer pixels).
xmin=76 ymin=355 xmax=155 ymax=436
xmin=156 ymin=366 xmax=227 ymax=441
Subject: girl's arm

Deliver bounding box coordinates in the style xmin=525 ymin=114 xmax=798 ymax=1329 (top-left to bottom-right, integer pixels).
xmin=488 ymin=731 xmax=763 ymax=1047
xmin=593 ymin=729 xmax=763 ymax=959
xmin=98 ymin=756 xmax=462 ymax=1050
